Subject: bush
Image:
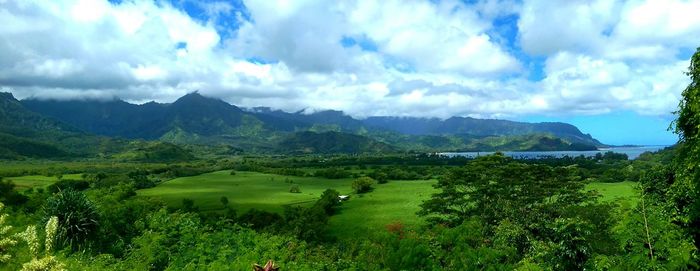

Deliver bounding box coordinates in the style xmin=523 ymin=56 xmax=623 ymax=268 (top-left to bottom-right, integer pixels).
xmin=289 ymin=185 xmax=301 ymax=193
xmin=0 ymin=179 xmax=28 ymax=206
xmin=352 ymin=177 xmax=375 ymax=194
xmin=314 ymin=168 xmax=351 ymax=179
xmin=238 ymin=209 xmax=282 ymax=230
xmin=374 ymin=172 xmax=389 ymax=184
xmin=181 ymin=198 xmax=198 ymax=213
xmin=229 ymin=170 xmax=236 ymax=176
xmin=314 ymin=189 xmax=340 ymax=215
xmin=47 ymin=179 xmax=90 ymax=193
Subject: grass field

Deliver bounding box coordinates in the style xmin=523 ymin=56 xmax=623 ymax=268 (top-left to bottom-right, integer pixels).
xmin=5 ymin=174 xmax=83 ymax=191
xmin=586 ymin=181 xmax=639 ymax=204
xmin=137 ymin=171 xmax=356 ymax=212
xmin=137 ymin=171 xmax=639 ymax=239
xmin=328 ymin=180 xmax=436 ymax=239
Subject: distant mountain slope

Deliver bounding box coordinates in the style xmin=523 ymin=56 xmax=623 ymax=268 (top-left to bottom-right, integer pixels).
xmin=0 ymin=92 xmax=194 ymax=159
xmin=18 ymin=92 xmax=605 ymax=152
xmin=0 ymin=133 xmax=69 ymax=159
xmin=278 ymin=131 xmax=395 ymax=154
xmin=21 ymin=92 xmax=249 ymax=139
xmin=362 ymin=116 xmax=604 ymax=147
xmin=0 ymin=92 xmax=81 ymax=138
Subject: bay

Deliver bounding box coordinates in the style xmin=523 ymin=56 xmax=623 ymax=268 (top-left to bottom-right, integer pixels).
xmin=440 ymin=145 xmax=669 ymax=160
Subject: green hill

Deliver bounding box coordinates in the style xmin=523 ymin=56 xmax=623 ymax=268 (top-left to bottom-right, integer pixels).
xmin=0 ymin=132 xmax=69 ymax=159
xmin=15 ymin=92 xmax=604 ymax=153
xmin=278 ymin=131 xmax=396 ymax=154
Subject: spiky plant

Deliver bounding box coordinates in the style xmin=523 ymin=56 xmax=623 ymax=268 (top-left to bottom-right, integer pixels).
xmin=0 ymin=203 xmax=17 ymax=263
xmin=17 ymin=216 xmax=65 ymax=271
xmin=253 ymin=260 xmax=279 ymax=271
xmin=42 ymin=190 xmax=99 ymax=249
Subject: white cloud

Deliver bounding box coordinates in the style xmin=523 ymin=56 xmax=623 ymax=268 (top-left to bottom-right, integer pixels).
xmin=518 ymin=0 xmax=699 ymax=117
xmin=0 ymin=0 xmax=696 ymax=121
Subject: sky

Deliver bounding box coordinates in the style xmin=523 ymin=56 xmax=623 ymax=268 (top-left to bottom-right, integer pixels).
xmin=1 ymin=0 xmax=699 ymax=145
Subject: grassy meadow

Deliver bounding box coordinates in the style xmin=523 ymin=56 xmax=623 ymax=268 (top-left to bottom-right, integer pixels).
xmin=135 ymin=170 xmax=640 ymax=239
xmin=4 ymin=173 xmax=82 ymax=191
xmin=137 ymin=171 xmax=356 ymax=212
xmin=586 ymin=181 xmax=639 ymax=204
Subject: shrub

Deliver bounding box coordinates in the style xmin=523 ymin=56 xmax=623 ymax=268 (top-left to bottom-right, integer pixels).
xmin=238 ymin=209 xmax=282 ymax=230
xmin=374 ymin=172 xmax=389 ymax=184
xmin=314 ymin=189 xmax=340 ymax=215
xmin=181 ymin=198 xmax=198 ymax=213
xmin=229 ymin=170 xmax=236 ymax=176
xmin=289 ymin=185 xmax=301 ymax=193
xmin=220 ymin=196 xmax=229 ymax=207
xmin=47 ymin=180 xmax=90 ymax=193
xmin=314 ymin=168 xmax=351 ymax=179
xmin=352 ymin=177 xmax=375 ymax=194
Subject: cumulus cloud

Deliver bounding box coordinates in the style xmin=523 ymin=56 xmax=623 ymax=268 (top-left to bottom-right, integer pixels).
xmin=518 ymin=0 xmax=698 ymax=116
xmin=0 ymin=0 xmax=697 ymax=119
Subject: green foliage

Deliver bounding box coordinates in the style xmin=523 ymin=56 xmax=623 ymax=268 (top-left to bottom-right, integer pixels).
xmin=0 ymin=178 xmax=29 ymax=206
xmin=181 ymin=198 xmax=198 ymax=213
xmin=112 ymin=142 xmax=194 ymax=162
xmin=281 ymin=205 xmax=329 ymax=242
xmin=0 ymin=133 xmax=69 ymax=159
xmin=0 ymin=203 xmax=17 ymax=263
xmin=46 ymin=179 xmax=90 ymax=193
xmin=420 ymin=154 xmax=595 ymax=227
xmin=238 ymin=209 xmax=282 ymax=230
xmin=314 ymin=189 xmax=341 ymax=215
xmin=42 ymin=190 xmax=100 ymax=249
xmin=279 ymin=131 xmax=396 ymax=154
xmin=609 ymin=201 xmax=697 ymax=270
xmin=17 ymin=216 xmax=66 ymax=271
xmin=314 ymin=167 xmax=352 ymax=179
xmin=674 ymin=47 xmax=700 ymax=247
xmin=126 ymin=170 xmax=155 ymax=189
xmin=351 ymin=177 xmax=375 ymax=194
xmin=289 ymin=184 xmax=301 ymax=193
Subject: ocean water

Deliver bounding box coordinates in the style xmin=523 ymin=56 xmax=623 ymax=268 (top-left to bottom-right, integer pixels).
xmin=440 ymin=146 xmax=669 ymax=160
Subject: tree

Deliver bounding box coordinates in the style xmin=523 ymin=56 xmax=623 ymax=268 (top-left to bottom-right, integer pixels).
xmin=0 ymin=179 xmax=28 ymax=206
xmin=674 ymin=47 xmax=700 ymax=246
xmin=352 ymin=177 xmax=375 ymax=194
xmin=419 ymin=154 xmax=595 ymax=227
xmin=314 ymin=189 xmax=341 ymax=215
xmin=289 ymin=184 xmax=301 ymax=193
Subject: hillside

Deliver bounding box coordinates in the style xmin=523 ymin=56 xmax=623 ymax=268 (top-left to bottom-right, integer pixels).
xmin=0 ymin=92 xmax=194 ymax=159
xmin=362 ymin=116 xmax=603 ymax=147
xmin=16 ymin=92 xmax=604 ymax=152
xmin=278 ymin=131 xmax=396 ymax=154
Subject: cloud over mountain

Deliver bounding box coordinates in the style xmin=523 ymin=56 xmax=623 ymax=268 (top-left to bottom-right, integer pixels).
xmin=0 ymin=0 xmax=697 ymax=120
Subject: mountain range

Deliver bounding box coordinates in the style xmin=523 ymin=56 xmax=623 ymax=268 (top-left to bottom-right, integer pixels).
xmin=0 ymin=91 xmax=605 ymax=158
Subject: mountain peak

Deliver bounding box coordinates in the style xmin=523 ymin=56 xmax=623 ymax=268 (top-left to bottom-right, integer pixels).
xmin=171 ymin=92 xmax=242 ymax=111
xmin=0 ymin=92 xmax=17 ymax=101
xmin=174 ymin=91 xmax=207 ymax=102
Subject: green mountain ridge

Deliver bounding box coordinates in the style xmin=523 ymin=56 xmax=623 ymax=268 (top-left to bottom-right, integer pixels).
xmin=0 ymin=93 xmax=195 ymax=161
xmin=4 ymin=91 xmax=605 ymax=155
